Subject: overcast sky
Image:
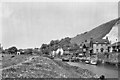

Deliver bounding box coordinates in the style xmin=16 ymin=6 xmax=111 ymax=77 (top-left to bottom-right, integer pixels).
xmin=1 ymin=2 xmax=118 ymax=49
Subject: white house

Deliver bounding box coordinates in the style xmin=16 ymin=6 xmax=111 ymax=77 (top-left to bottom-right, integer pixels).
xmin=92 ymin=39 xmax=110 ymax=53
xmin=56 ymin=48 xmax=64 ymax=56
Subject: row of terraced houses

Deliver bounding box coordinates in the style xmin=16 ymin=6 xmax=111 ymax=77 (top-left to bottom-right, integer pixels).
xmin=79 ymin=37 xmax=120 ymax=55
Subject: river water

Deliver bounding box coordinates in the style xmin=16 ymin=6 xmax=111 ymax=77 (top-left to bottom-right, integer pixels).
xmin=67 ymin=62 xmax=119 ymax=78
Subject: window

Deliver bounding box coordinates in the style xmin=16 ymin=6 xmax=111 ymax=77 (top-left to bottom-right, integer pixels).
xmin=101 ymin=48 xmax=104 ymax=52
xmin=96 ymin=49 xmax=98 ymax=52
xmin=93 ymin=44 xmax=96 ymax=47
xmin=85 ymin=40 xmax=87 ymax=42
xmin=101 ymin=44 xmax=103 ymax=46
xmin=96 ymin=41 xmax=98 ymax=43
xmin=96 ymin=44 xmax=98 ymax=46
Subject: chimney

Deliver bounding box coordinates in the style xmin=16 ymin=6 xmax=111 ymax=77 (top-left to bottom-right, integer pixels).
xmin=106 ymin=36 xmax=109 ymax=40
xmin=90 ymin=38 xmax=93 ymax=48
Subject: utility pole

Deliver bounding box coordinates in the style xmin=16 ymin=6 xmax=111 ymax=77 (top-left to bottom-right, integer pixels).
xmin=0 ymin=44 xmax=2 ymax=53
xmin=116 ymin=39 xmax=118 ymax=52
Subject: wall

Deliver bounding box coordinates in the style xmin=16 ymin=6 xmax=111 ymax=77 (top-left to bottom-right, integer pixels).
xmin=93 ymin=43 xmax=108 ymax=53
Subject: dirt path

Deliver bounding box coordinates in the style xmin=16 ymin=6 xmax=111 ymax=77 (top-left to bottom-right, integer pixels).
xmin=0 ymin=56 xmax=39 ymax=71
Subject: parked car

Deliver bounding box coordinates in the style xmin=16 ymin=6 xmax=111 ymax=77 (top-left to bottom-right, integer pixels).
xmin=80 ymin=57 xmax=87 ymax=62
xmin=70 ymin=56 xmax=76 ymax=62
xmin=75 ymin=57 xmax=80 ymax=62
xmin=90 ymin=60 xmax=97 ymax=65
xmin=85 ymin=60 xmax=90 ymax=64
xmin=62 ymin=56 xmax=70 ymax=61
xmin=78 ymin=57 xmax=83 ymax=60
xmin=71 ymin=56 xmax=79 ymax=62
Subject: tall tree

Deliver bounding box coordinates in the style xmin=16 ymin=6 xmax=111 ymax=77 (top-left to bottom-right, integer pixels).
xmin=8 ymin=46 xmax=17 ymax=54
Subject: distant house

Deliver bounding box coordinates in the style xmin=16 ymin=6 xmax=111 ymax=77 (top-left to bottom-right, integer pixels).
xmin=92 ymin=38 xmax=110 ymax=53
xmin=79 ymin=40 xmax=90 ymax=56
xmin=0 ymin=44 xmax=3 ymax=51
xmin=110 ymin=42 xmax=120 ymax=52
xmin=17 ymin=51 xmax=21 ymax=55
xmin=81 ymin=37 xmax=110 ymax=55
xmin=18 ymin=49 xmax=25 ymax=55
xmin=56 ymin=48 xmax=64 ymax=56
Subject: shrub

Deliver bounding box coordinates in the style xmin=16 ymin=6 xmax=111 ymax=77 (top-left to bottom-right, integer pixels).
xmin=11 ymin=56 xmax=15 ymax=58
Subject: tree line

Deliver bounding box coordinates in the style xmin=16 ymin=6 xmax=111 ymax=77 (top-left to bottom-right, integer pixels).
xmin=1 ymin=37 xmax=80 ymax=55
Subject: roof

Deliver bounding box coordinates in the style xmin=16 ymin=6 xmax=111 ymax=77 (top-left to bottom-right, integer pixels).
xmin=79 ymin=39 xmax=109 ymax=48
xmin=85 ymin=43 xmax=90 ymax=47
xmin=92 ymin=39 xmax=109 ymax=44
xmin=111 ymin=42 xmax=120 ymax=46
xmin=80 ymin=42 xmax=90 ymax=48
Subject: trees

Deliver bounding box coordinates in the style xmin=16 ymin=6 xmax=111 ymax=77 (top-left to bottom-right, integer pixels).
xmin=8 ymin=46 xmax=17 ymax=54
xmin=40 ymin=40 xmax=60 ymax=55
xmin=40 ymin=37 xmax=72 ymax=55
xmin=40 ymin=44 xmax=48 ymax=50
xmin=24 ymin=49 xmax=33 ymax=55
xmin=40 ymin=44 xmax=50 ymax=55
xmin=49 ymin=40 xmax=59 ymax=47
xmin=33 ymin=48 xmax=42 ymax=55
xmin=50 ymin=40 xmax=55 ymax=47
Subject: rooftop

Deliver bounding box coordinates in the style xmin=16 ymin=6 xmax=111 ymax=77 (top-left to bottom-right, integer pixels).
xmin=111 ymin=42 xmax=120 ymax=46
xmin=92 ymin=39 xmax=109 ymax=44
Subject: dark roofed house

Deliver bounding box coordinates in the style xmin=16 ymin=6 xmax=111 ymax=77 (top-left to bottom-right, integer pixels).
xmin=92 ymin=39 xmax=109 ymax=44
xmin=79 ymin=37 xmax=110 ymax=57
xmin=80 ymin=41 xmax=91 ymax=56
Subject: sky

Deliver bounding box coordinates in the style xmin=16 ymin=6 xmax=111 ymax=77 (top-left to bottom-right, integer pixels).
xmin=1 ymin=1 xmax=119 ymax=49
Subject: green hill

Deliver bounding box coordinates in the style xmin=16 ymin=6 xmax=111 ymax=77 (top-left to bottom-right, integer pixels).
xmin=70 ymin=17 xmax=120 ymax=45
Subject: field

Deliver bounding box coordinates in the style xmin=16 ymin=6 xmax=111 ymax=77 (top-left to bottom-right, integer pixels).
xmin=2 ymin=55 xmax=97 ymax=78
xmin=2 ymin=54 xmax=31 ymax=68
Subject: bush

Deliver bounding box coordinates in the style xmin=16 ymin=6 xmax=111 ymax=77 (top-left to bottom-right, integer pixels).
xmin=8 ymin=46 xmax=17 ymax=54
xmin=6 ymin=68 xmax=17 ymax=72
xmin=11 ymin=56 xmax=15 ymax=58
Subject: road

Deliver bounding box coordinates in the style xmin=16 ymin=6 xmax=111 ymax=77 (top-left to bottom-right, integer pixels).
xmin=67 ymin=62 xmax=118 ymax=78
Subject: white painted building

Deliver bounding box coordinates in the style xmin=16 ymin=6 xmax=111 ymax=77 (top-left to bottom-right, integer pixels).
xmin=92 ymin=39 xmax=110 ymax=53
xmin=56 ymin=48 xmax=64 ymax=56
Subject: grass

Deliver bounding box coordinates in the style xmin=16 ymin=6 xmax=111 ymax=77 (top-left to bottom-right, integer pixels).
xmin=2 ymin=54 xmax=31 ymax=68
xmin=22 ymin=62 xmax=32 ymax=65
xmin=53 ymin=60 xmax=97 ymax=78
xmin=97 ymin=52 xmax=119 ymax=63
xmin=5 ymin=68 xmax=17 ymax=72
xmin=2 ymin=56 xmax=97 ymax=78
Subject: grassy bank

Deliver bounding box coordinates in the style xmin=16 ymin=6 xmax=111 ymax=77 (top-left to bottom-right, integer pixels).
xmin=53 ymin=60 xmax=97 ymax=78
xmin=2 ymin=56 xmax=97 ymax=78
xmin=2 ymin=54 xmax=31 ymax=68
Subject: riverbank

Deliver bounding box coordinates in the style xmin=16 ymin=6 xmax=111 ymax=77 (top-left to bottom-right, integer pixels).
xmin=67 ymin=62 xmax=118 ymax=78
xmin=53 ymin=60 xmax=97 ymax=78
xmin=2 ymin=56 xmax=97 ymax=78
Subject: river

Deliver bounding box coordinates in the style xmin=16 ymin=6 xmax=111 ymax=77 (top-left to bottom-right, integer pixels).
xmin=67 ymin=62 xmax=119 ymax=78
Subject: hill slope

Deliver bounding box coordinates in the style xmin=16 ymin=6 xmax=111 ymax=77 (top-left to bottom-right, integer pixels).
xmin=70 ymin=17 xmax=120 ymax=45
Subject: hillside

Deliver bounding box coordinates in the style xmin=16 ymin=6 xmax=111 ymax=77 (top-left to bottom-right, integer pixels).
xmin=70 ymin=17 xmax=120 ymax=45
